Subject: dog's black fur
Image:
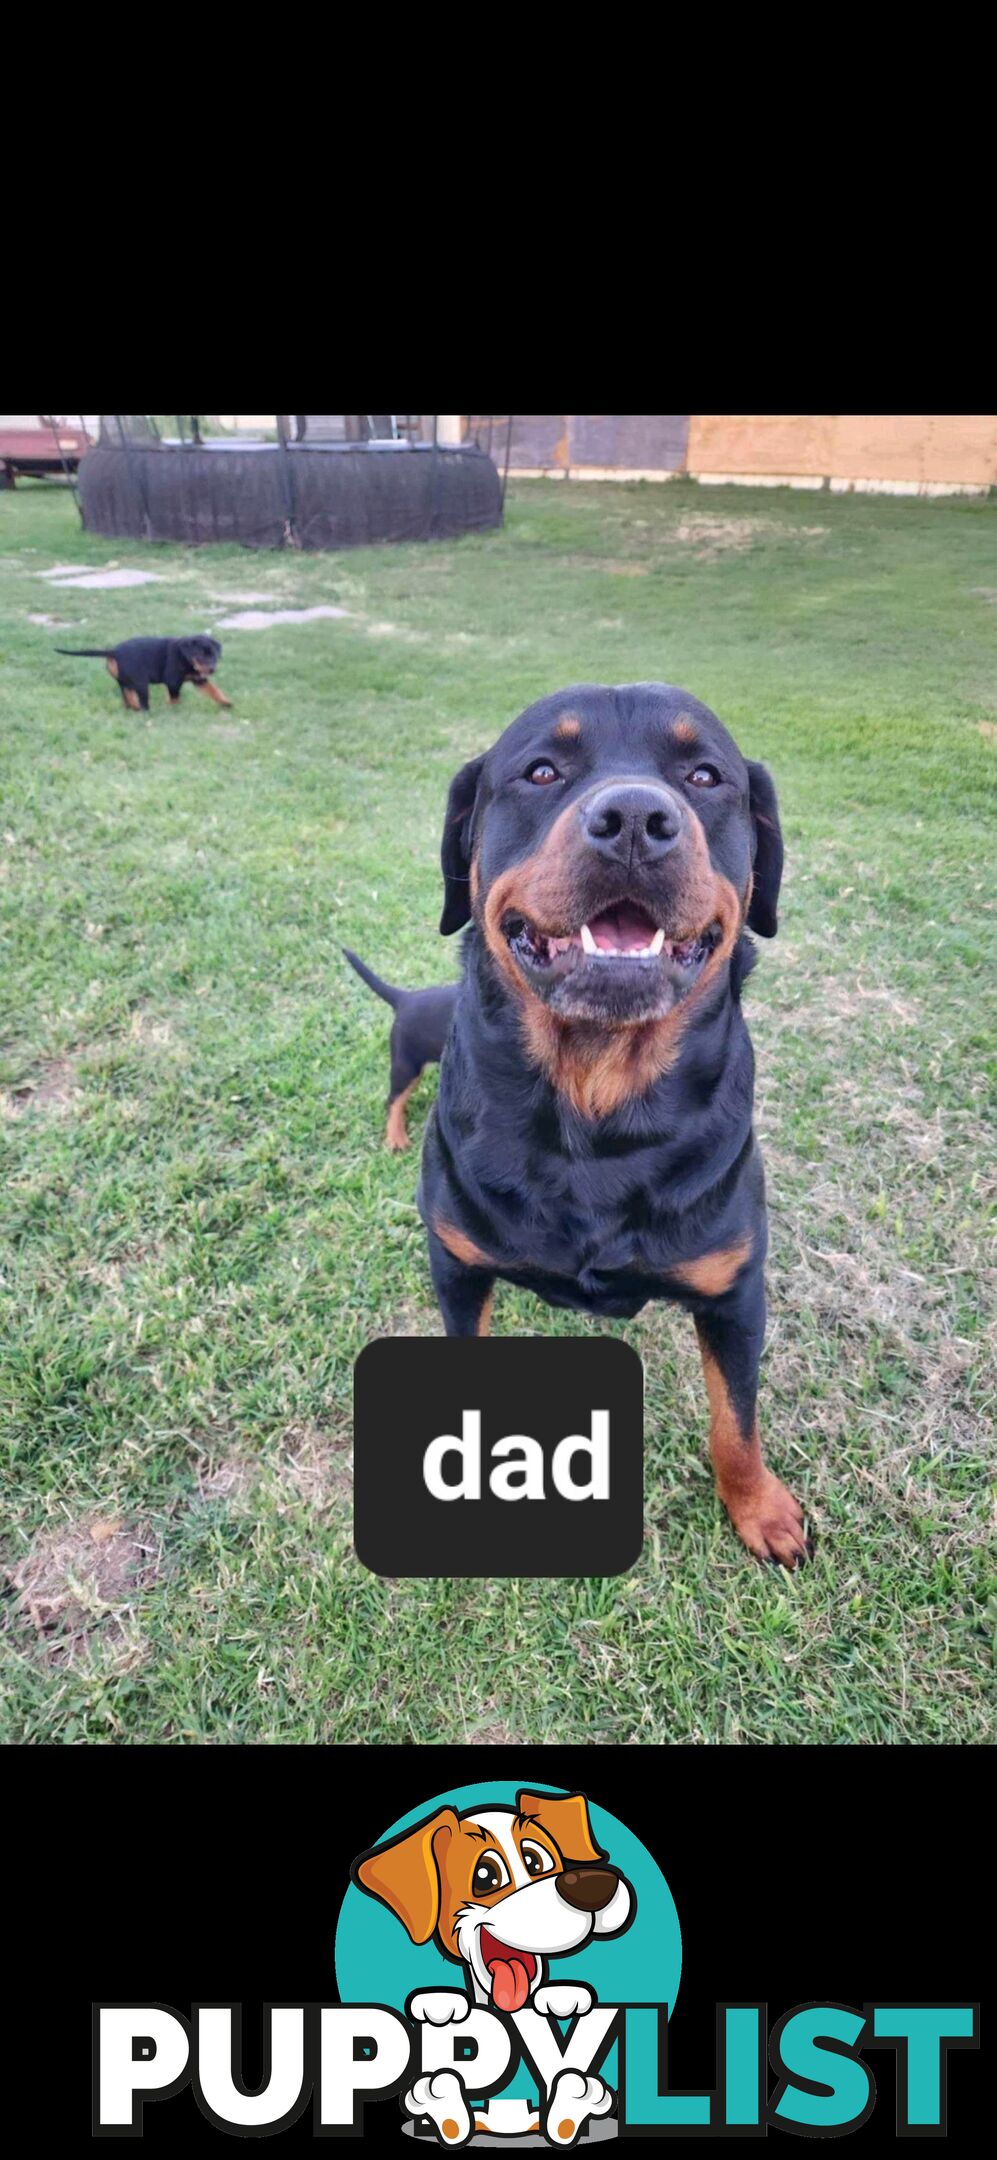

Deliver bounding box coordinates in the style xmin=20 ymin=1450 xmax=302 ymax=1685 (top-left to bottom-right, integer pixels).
xmin=342 ymin=949 xmax=457 ymax=1150
xmin=56 ymin=634 xmax=229 ymax=713
xmin=415 ymin=680 xmax=810 ymax=1567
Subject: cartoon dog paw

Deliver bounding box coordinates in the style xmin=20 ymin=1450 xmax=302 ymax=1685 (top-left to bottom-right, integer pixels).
xmin=545 ymin=2069 xmax=614 ymax=2147
xmin=408 ymin=1990 xmax=471 ymax=2025
xmin=404 ymin=2070 xmax=472 ymax=2145
xmin=533 ymin=1983 xmax=594 ymax=2020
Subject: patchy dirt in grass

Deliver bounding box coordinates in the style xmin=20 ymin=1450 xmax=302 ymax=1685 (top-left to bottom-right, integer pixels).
xmin=192 ymin=1453 xmax=257 ymax=1506
xmin=388 ymin=1298 xmax=441 ymax=1336
xmin=594 ymin=519 xmax=827 ymax=572
xmin=275 ymin=1423 xmax=352 ymax=1511
xmin=673 ymin=516 xmax=826 ymax=560
xmin=127 ymin=1011 xmax=184 ymax=1056
xmin=363 ymin=619 xmax=430 ymax=642
xmin=812 ymin=981 xmax=923 ymax=1028
xmin=468 ymin=1717 xmax=524 ymax=1745
xmin=207 ymin=589 xmax=275 ymax=605
xmin=2 ymin=1054 xmax=81 ymax=1119
xmin=3 ymin=1513 xmax=161 ymax=1659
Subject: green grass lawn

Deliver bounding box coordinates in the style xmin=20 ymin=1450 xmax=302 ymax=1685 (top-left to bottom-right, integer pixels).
xmin=1 ymin=478 xmax=994 ymax=1744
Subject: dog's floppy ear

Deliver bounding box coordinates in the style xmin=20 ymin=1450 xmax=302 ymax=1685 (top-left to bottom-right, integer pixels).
xmin=745 ymin=759 xmax=784 ymax=938
xmin=352 ymin=1806 xmax=459 ymax=1944
xmin=517 ymin=1790 xmax=604 ymax=1866
xmin=440 ymin=754 xmax=485 ymax=936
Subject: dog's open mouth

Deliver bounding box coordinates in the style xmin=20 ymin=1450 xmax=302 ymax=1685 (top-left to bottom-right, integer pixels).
xmin=503 ymin=900 xmax=720 ymax=986
xmin=479 ymin=1926 xmax=538 ymax=2013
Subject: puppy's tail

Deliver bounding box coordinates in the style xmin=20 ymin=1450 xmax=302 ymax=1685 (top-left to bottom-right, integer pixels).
xmin=342 ymin=948 xmax=403 ymax=1009
xmin=55 ymin=647 xmax=113 ymax=657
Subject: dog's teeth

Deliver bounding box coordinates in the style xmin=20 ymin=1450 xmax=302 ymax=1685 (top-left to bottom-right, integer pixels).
xmin=649 ymin=928 xmax=666 ymax=955
xmin=580 ymin=923 xmax=597 ymax=954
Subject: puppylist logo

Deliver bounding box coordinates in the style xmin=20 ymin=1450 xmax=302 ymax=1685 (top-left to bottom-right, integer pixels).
xmin=93 ymin=1783 xmax=979 ymax=2143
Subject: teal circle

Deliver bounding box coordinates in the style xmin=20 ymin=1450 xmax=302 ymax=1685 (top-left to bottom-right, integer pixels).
xmin=334 ymin=1780 xmax=681 ymax=2104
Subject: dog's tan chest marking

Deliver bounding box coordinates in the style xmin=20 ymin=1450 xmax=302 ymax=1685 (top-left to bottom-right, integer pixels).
xmin=433 ymin=1217 xmax=495 ymax=1270
xmin=670 ymin=1237 xmax=752 ymax=1297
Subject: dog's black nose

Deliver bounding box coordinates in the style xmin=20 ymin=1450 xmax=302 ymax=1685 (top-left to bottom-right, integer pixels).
xmin=582 ymin=784 xmax=682 ymax=866
xmin=555 ymin=1867 xmax=619 ymax=1913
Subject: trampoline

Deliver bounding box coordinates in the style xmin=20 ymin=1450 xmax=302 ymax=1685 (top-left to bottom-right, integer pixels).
xmin=77 ymin=416 xmax=507 ymax=551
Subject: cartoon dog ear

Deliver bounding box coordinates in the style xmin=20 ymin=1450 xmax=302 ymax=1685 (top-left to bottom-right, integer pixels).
xmin=745 ymin=760 xmax=784 ymax=938
xmin=517 ymin=1790 xmax=604 ymax=1866
xmin=440 ymin=755 xmax=486 ymax=936
xmin=352 ymin=1806 xmax=460 ymax=1944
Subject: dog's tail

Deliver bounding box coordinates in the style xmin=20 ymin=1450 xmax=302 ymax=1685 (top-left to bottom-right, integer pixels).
xmin=342 ymin=948 xmax=404 ymax=1009
xmin=55 ymin=647 xmax=113 ymax=658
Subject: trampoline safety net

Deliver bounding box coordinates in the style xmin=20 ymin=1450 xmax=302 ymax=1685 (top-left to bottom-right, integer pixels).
xmin=79 ymin=417 xmax=505 ymax=551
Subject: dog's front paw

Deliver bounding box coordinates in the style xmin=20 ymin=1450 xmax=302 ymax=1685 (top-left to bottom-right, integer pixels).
xmin=533 ymin=1983 xmax=594 ymax=2020
xmin=408 ymin=1990 xmax=471 ymax=2025
xmin=545 ymin=2070 xmax=613 ymax=2146
xmin=404 ymin=2070 xmax=472 ymax=2145
xmin=721 ymin=1468 xmax=812 ymax=1570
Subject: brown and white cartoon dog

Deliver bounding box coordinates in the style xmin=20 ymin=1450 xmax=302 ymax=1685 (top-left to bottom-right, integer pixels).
xmin=353 ymin=1788 xmax=634 ymax=2143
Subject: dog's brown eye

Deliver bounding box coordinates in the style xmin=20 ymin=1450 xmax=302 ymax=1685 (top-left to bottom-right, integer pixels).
xmin=527 ymin=761 xmax=559 ymax=785
xmin=687 ymin=764 xmax=721 ymax=788
xmin=472 ymin=1852 xmax=508 ymax=1895
xmin=521 ymin=1841 xmax=554 ymax=1878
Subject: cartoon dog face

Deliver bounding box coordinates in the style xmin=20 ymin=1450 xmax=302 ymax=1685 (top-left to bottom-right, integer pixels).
xmin=353 ymin=1789 xmax=634 ymax=2011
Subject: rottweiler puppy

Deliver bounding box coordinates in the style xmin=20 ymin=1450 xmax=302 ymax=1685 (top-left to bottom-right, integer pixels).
xmin=342 ymin=947 xmax=458 ymax=1149
xmin=56 ymin=634 xmax=230 ymax=714
xmin=418 ymin=681 xmax=811 ymax=1568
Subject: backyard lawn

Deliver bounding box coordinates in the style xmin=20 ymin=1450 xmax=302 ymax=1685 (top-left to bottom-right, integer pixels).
xmin=0 ymin=478 xmax=994 ymax=1744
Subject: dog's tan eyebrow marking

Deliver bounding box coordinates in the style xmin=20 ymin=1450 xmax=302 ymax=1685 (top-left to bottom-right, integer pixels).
xmin=672 ymin=716 xmax=698 ymax=746
xmin=554 ymin=713 xmax=581 ymax=741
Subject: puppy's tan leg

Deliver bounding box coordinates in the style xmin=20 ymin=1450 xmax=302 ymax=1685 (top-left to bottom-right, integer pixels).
xmin=195 ymin=678 xmax=233 ymax=709
xmin=385 ymin=1079 xmax=418 ymax=1151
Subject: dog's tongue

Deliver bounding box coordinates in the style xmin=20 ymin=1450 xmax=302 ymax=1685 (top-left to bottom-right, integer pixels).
xmin=490 ymin=1957 xmax=531 ymax=2013
xmin=589 ymin=903 xmax=657 ymax=953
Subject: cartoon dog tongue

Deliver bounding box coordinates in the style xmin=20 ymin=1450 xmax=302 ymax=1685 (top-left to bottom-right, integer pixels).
xmin=489 ymin=1956 xmax=531 ymax=2013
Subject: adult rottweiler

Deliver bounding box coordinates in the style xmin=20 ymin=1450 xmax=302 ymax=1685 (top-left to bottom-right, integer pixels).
xmin=56 ymin=634 xmax=230 ymax=713
xmin=418 ymin=680 xmax=811 ymax=1569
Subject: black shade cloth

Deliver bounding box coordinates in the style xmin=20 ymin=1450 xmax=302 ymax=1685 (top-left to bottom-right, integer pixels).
xmin=78 ymin=440 xmax=502 ymax=550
